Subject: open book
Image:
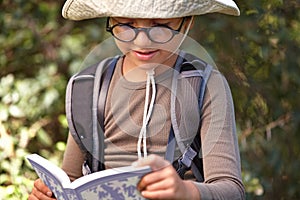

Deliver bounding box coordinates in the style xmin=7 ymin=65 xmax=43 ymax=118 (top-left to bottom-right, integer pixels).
xmin=27 ymin=154 xmax=151 ymax=200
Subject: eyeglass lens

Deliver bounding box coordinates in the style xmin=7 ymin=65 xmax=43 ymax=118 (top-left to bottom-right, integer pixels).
xmin=112 ymin=25 xmax=175 ymax=43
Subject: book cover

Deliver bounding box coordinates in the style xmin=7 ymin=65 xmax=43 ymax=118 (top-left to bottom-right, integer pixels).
xmin=26 ymin=154 xmax=151 ymax=200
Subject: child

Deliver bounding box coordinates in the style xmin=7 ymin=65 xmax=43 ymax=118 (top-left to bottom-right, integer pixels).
xmin=29 ymin=0 xmax=245 ymax=199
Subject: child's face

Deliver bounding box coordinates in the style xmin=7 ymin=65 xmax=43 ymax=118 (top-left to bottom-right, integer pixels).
xmin=108 ymin=17 xmax=191 ymax=69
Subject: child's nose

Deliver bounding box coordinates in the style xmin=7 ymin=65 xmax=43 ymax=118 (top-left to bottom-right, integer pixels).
xmin=133 ymin=30 xmax=152 ymax=47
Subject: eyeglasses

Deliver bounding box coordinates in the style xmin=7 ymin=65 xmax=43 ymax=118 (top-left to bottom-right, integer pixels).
xmin=106 ymin=17 xmax=188 ymax=44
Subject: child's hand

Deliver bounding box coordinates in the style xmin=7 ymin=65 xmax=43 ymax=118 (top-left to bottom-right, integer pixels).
xmin=134 ymin=154 xmax=200 ymax=200
xmin=28 ymin=179 xmax=56 ymax=200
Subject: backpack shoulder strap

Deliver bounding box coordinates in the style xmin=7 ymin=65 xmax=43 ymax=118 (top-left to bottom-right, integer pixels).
xmin=166 ymin=51 xmax=213 ymax=182
xmin=65 ymin=56 xmax=119 ymax=173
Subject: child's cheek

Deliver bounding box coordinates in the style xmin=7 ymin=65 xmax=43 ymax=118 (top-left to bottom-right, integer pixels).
xmin=115 ymin=40 xmax=131 ymax=54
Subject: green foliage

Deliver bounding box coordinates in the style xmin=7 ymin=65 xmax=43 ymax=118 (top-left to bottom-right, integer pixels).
xmin=0 ymin=0 xmax=299 ymax=199
xmin=0 ymin=2 xmax=69 ymax=198
xmin=0 ymin=64 xmax=67 ymax=199
xmin=192 ymin=0 xmax=300 ymax=198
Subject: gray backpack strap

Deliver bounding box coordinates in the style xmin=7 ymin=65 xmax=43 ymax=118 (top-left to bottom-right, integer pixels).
xmin=90 ymin=59 xmax=106 ymax=172
xmin=166 ymin=52 xmax=213 ymax=182
xmin=92 ymin=56 xmax=118 ymax=172
xmin=164 ymin=52 xmax=185 ymax=163
xmin=65 ymin=56 xmax=119 ymax=173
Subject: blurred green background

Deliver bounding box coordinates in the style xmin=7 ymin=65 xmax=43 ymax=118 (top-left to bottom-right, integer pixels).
xmin=0 ymin=0 xmax=299 ymax=199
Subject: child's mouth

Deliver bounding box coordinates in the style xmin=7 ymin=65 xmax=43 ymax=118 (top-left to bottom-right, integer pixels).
xmin=133 ymin=50 xmax=158 ymax=61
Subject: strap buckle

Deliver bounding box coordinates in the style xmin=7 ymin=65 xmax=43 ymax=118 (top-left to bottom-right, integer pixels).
xmin=176 ymin=146 xmax=197 ymax=179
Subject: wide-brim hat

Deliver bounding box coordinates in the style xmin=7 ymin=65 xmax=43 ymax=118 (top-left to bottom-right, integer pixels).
xmin=62 ymin=0 xmax=240 ymax=21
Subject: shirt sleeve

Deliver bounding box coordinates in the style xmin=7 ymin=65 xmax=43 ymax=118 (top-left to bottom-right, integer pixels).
xmin=195 ymin=70 xmax=245 ymax=200
xmin=61 ymin=133 xmax=84 ymax=181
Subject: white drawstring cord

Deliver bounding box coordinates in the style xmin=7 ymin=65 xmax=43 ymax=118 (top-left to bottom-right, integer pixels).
xmin=137 ymin=18 xmax=193 ymax=159
xmin=137 ymin=69 xmax=156 ymax=159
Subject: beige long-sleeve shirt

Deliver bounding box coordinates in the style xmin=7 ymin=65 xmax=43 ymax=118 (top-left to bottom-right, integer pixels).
xmin=62 ymin=57 xmax=245 ymax=199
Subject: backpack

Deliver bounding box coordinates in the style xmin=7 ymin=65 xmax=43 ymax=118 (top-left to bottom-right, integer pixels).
xmin=65 ymin=51 xmax=212 ymax=182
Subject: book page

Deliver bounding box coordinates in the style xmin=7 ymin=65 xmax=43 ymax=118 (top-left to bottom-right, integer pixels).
xmin=71 ymin=166 xmax=151 ymax=199
xmin=27 ymin=154 xmax=73 ymax=200
xmin=70 ymin=165 xmax=151 ymax=189
xmin=27 ymin=154 xmax=71 ymax=187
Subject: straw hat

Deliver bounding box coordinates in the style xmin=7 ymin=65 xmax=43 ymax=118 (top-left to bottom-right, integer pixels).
xmin=62 ymin=0 xmax=240 ymax=21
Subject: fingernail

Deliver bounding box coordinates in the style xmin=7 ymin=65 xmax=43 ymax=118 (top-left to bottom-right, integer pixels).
xmin=141 ymin=191 xmax=146 ymax=196
xmin=46 ymin=191 xmax=52 ymax=197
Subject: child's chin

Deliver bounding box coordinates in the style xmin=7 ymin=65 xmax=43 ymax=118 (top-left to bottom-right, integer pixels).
xmin=137 ymin=63 xmax=161 ymax=71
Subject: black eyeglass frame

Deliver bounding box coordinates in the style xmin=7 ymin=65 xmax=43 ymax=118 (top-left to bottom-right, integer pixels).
xmin=106 ymin=17 xmax=189 ymax=44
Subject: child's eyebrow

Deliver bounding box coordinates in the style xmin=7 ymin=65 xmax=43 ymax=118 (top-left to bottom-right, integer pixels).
xmin=111 ymin=17 xmax=133 ymax=24
xmin=109 ymin=18 xmax=119 ymax=24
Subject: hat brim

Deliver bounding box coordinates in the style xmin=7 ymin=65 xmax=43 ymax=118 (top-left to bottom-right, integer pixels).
xmin=62 ymin=0 xmax=240 ymax=21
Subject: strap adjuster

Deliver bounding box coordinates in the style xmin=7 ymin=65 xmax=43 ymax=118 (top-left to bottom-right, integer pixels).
xmin=176 ymin=146 xmax=198 ymax=179
xmin=181 ymin=146 xmax=197 ymax=167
